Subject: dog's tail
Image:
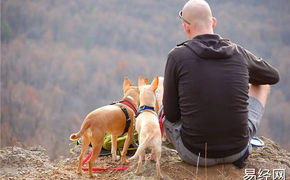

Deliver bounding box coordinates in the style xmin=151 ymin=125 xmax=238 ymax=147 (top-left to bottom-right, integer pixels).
xmin=69 ymin=121 xmax=90 ymax=141
xmin=70 ymin=133 xmax=80 ymax=141
xmin=129 ymin=135 xmax=152 ymax=161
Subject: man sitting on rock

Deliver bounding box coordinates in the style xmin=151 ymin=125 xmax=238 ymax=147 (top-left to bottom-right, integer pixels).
xmin=160 ymin=0 xmax=280 ymax=167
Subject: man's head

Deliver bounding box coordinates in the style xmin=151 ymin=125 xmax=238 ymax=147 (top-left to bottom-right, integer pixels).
xmin=180 ymin=0 xmax=216 ymax=39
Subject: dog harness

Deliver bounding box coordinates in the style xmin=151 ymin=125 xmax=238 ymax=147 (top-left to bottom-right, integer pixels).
xmin=119 ymin=100 xmax=138 ymax=114
xmin=111 ymin=100 xmax=137 ymax=135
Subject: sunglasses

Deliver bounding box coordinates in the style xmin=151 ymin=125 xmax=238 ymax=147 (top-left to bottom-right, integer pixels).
xmin=178 ymin=10 xmax=191 ymax=25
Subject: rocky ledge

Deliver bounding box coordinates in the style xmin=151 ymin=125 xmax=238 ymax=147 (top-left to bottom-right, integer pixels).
xmin=1 ymin=136 xmax=289 ymax=180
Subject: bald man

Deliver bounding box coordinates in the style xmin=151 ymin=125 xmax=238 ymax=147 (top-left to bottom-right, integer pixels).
xmin=161 ymin=0 xmax=279 ymax=167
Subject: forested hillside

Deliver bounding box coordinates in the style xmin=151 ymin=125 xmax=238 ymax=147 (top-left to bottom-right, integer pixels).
xmin=1 ymin=0 xmax=290 ymax=159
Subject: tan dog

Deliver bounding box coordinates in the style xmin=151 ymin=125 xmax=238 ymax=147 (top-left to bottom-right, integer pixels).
xmin=70 ymin=77 xmax=139 ymax=178
xmin=129 ymin=76 xmax=163 ymax=178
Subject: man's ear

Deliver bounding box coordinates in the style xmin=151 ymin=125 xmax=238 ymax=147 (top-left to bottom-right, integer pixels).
xmin=123 ymin=77 xmax=132 ymax=93
xmin=183 ymin=23 xmax=191 ymax=35
xmin=212 ymin=17 xmax=217 ymax=29
xmin=150 ymin=76 xmax=159 ymax=92
xmin=138 ymin=76 xmax=146 ymax=87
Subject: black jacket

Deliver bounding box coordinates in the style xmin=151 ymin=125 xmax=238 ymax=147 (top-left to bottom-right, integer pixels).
xmin=163 ymin=34 xmax=279 ymax=158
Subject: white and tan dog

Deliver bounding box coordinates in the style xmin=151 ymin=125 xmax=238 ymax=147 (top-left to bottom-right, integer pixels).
xmin=129 ymin=76 xmax=162 ymax=178
xmin=70 ymin=77 xmax=139 ymax=178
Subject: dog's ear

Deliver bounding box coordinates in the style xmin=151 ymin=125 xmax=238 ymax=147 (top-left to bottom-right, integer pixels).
xmin=158 ymin=76 xmax=164 ymax=86
xmin=150 ymin=76 xmax=159 ymax=92
xmin=144 ymin=77 xmax=149 ymax=85
xmin=138 ymin=76 xmax=146 ymax=87
xmin=123 ymin=77 xmax=132 ymax=93
xmin=155 ymin=98 xmax=159 ymax=115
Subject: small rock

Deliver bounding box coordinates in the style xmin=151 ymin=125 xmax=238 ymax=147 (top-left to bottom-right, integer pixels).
xmin=29 ymin=147 xmax=42 ymax=151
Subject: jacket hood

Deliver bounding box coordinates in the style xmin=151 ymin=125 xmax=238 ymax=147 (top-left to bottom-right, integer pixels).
xmin=181 ymin=34 xmax=236 ymax=59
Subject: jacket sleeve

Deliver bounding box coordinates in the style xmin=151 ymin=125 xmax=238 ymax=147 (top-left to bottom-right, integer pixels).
xmin=163 ymin=53 xmax=181 ymax=123
xmin=243 ymin=48 xmax=280 ymax=85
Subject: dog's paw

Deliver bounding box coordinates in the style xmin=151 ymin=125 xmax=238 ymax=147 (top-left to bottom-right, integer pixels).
xmin=121 ymin=158 xmax=129 ymax=164
xmin=112 ymin=155 xmax=120 ymax=161
xmin=157 ymin=174 xmax=164 ymax=179
xmin=135 ymin=170 xmax=141 ymax=175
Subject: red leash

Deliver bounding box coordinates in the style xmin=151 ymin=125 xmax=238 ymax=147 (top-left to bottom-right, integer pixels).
xmin=159 ymin=112 xmax=165 ymax=137
xmin=81 ymin=151 xmax=132 ymax=171
xmin=82 ymin=151 xmax=92 ymax=166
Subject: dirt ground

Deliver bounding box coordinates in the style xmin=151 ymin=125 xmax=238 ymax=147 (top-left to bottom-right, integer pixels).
xmin=1 ymin=137 xmax=290 ymax=180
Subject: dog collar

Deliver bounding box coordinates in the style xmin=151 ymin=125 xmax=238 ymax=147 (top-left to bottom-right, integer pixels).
xmin=120 ymin=100 xmax=138 ymax=115
xmin=137 ymin=105 xmax=155 ymax=113
xmin=135 ymin=105 xmax=156 ymax=118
